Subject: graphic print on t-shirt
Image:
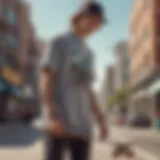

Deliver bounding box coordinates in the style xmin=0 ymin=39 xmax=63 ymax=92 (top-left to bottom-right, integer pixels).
xmin=70 ymin=50 xmax=93 ymax=84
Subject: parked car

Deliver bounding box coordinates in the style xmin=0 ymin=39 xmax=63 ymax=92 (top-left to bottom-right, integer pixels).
xmin=128 ymin=113 xmax=152 ymax=127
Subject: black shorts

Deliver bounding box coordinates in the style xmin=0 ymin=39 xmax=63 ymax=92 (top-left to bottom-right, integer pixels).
xmin=44 ymin=135 xmax=91 ymax=160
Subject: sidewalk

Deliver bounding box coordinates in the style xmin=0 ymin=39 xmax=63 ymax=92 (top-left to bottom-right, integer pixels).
xmin=0 ymin=122 xmax=158 ymax=160
xmin=92 ymin=139 xmax=112 ymax=160
xmin=33 ymin=119 xmax=160 ymax=159
xmin=33 ymin=120 xmax=158 ymax=159
xmin=92 ymin=134 xmax=147 ymax=160
xmin=93 ymin=126 xmax=158 ymax=160
xmin=109 ymin=126 xmax=160 ymax=160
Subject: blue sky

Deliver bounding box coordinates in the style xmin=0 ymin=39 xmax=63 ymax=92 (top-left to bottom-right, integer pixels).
xmin=27 ymin=0 xmax=133 ymax=90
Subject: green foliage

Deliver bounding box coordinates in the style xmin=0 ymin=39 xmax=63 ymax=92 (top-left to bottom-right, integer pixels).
xmin=107 ymin=87 xmax=131 ymax=106
xmin=108 ymin=96 xmax=117 ymax=106
xmin=116 ymin=87 xmax=131 ymax=102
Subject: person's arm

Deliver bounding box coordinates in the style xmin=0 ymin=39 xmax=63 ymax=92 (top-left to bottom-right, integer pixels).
xmin=39 ymin=37 xmax=64 ymax=119
xmin=89 ymin=88 xmax=108 ymax=139
xmin=88 ymin=55 xmax=106 ymax=129
xmin=90 ymin=90 xmax=105 ymax=125
xmin=39 ymin=37 xmax=66 ymax=136
xmin=40 ymin=71 xmax=66 ymax=136
xmin=39 ymin=69 xmax=57 ymax=120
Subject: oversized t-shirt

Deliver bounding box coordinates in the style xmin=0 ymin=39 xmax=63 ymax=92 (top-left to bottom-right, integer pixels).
xmin=40 ymin=31 xmax=95 ymax=137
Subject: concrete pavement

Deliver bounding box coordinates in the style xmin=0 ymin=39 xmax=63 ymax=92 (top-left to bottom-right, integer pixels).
xmin=0 ymin=123 xmax=158 ymax=160
xmin=110 ymin=126 xmax=160 ymax=160
xmin=0 ymin=123 xmax=112 ymax=160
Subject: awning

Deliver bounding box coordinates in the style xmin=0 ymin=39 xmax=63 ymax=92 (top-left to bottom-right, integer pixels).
xmin=132 ymin=89 xmax=150 ymax=101
xmin=149 ymin=79 xmax=160 ymax=95
xmin=132 ymin=79 xmax=160 ymax=100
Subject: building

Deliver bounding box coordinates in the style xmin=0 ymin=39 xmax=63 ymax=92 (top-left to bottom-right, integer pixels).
xmin=114 ymin=41 xmax=129 ymax=90
xmin=23 ymin=24 xmax=37 ymax=86
xmin=0 ymin=0 xmax=36 ymax=120
xmin=0 ymin=0 xmax=31 ymax=84
xmin=36 ymin=38 xmax=46 ymax=56
xmin=113 ymin=41 xmax=130 ymax=118
xmin=23 ymin=36 xmax=47 ymax=96
xmin=107 ymin=65 xmax=116 ymax=97
xmin=129 ymin=0 xmax=160 ymax=122
xmin=101 ymin=65 xmax=115 ymax=110
xmin=18 ymin=0 xmax=31 ymax=76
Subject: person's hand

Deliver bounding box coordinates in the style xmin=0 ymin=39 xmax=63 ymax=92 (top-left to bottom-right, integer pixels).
xmin=44 ymin=118 xmax=66 ymax=137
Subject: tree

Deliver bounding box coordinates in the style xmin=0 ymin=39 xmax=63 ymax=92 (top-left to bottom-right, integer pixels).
xmin=108 ymin=96 xmax=117 ymax=106
xmin=107 ymin=87 xmax=131 ymax=107
xmin=115 ymin=87 xmax=131 ymax=104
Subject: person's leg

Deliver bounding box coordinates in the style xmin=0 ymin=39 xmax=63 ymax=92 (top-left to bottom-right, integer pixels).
xmin=69 ymin=138 xmax=91 ymax=160
xmin=44 ymin=135 xmax=66 ymax=160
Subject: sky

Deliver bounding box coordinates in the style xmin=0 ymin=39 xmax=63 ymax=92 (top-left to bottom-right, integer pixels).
xmin=26 ymin=0 xmax=133 ymax=90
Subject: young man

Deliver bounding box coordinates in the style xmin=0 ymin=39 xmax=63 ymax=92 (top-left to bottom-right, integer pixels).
xmin=40 ymin=2 xmax=108 ymax=160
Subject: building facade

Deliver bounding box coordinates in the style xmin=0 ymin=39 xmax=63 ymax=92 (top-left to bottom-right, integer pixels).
xmin=114 ymin=41 xmax=129 ymax=90
xmin=107 ymin=65 xmax=116 ymax=97
xmin=0 ymin=0 xmax=39 ymax=120
xmin=0 ymin=0 xmax=30 ymax=85
xmin=129 ymin=0 xmax=160 ymax=122
xmin=101 ymin=65 xmax=115 ymax=110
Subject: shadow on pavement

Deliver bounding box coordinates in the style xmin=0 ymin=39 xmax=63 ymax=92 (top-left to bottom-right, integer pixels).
xmin=0 ymin=123 xmax=43 ymax=147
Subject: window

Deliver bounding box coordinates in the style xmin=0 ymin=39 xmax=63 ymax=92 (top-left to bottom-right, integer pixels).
xmin=4 ymin=8 xmax=17 ymax=25
xmin=6 ymin=35 xmax=18 ymax=48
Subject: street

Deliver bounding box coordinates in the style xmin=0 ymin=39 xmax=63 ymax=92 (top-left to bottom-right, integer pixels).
xmin=0 ymin=123 xmax=112 ymax=160
xmin=0 ymin=123 xmax=43 ymax=160
xmin=0 ymin=123 xmax=159 ymax=160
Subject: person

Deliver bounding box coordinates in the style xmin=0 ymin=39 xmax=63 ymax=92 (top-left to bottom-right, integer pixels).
xmin=39 ymin=1 xmax=108 ymax=160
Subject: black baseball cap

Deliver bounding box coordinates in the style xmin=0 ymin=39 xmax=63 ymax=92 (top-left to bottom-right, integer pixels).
xmin=82 ymin=1 xmax=107 ymax=24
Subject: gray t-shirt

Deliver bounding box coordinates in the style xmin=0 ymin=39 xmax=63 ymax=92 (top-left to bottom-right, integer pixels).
xmin=40 ymin=32 xmax=94 ymax=137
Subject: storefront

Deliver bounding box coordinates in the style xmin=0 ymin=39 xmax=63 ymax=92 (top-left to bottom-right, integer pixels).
xmin=131 ymin=90 xmax=154 ymax=118
xmin=131 ymin=79 xmax=160 ymax=128
xmin=148 ymin=79 xmax=160 ymax=129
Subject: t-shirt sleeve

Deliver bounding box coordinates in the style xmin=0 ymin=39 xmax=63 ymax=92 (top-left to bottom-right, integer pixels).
xmin=40 ymin=37 xmax=63 ymax=72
